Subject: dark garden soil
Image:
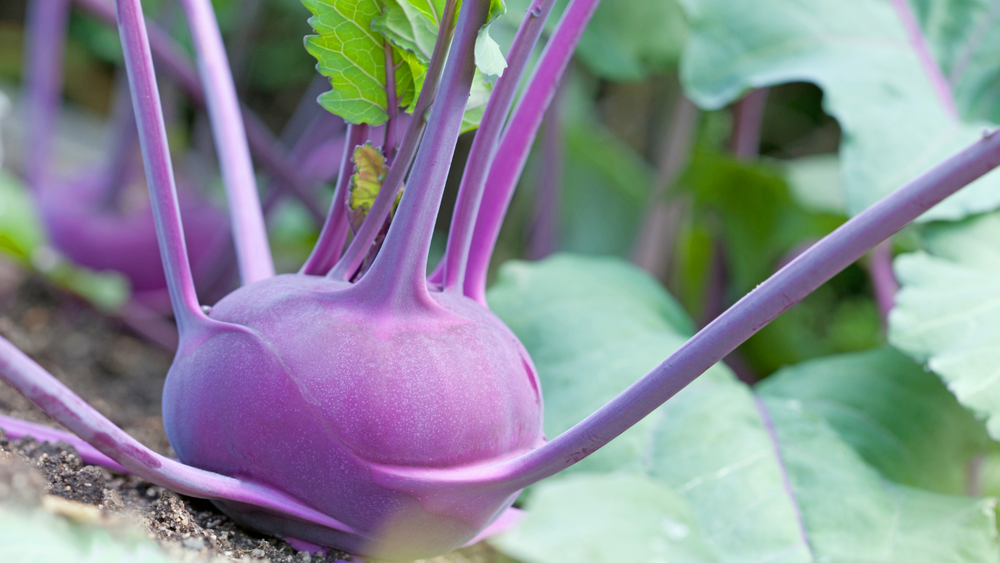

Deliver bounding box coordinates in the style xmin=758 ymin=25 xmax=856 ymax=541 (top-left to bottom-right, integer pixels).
xmin=0 ymin=264 xmax=504 ymax=563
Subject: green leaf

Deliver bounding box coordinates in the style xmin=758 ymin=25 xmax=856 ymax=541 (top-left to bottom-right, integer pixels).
xmin=492 ymin=474 xmax=719 ymax=563
xmin=347 ymin=143 xmax=394 ymax=233
xmin=303 ymin=0 xmax=415 ymax=125
xmin=782 ymin=154 xmax=846 ymax=216
xmin=505 ymin=0 xmax=687 ymax=80
xmin=758 ymin=347 xmax=990 ymax=495
xmin=678 ymin=0 xmax=1000 ymax=221
xmin=488 ymin=255 xmax=999 ymax=563
xmin=0 ymin=171 xmax=45 ymax=262
xmin=890 ymin=211 xmax=1000 ymax=440
xmin=908 ymin=0 xmax=1000 ymax=124
xmin=0 ymin=504 xmax=180 ymax=563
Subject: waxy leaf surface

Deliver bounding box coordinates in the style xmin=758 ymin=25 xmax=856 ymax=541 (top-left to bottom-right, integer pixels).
xmin=679 ymin=0 xmax=1000 ymax=221
xmin=488 ymin=255 xmax=999 ymax=563
xmin=891 ymin=211 xmax=1000 ymax=439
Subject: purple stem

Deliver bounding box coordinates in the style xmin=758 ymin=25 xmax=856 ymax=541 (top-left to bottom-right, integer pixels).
xmin=73 ymin=0 xmax=322 ymax=229
xmin=463 ymin=0 xmax=602 ymax=303
xmin=632 ymin=94 xmax=698 ymax=276
xmin=492 ymin=127 xmax=1000 ymax=489
xmin=22 ymin=0 xmax=71 ymax=190
xmin=526 ymin=84 xmax=564 ymax=260
xmin=282 ymin=75 xmax=336 ymax=148
xmin=889 ymin=0 xmax=959 ymax=119
xmin=241 ymin=108 xmax=326 ymax=224
xmin=383 ymin=40 xmax=399 ymax=163
xmin=327 ymin=0 xmax=459 ymax=282
xmin=116 ymin=0 xmax=206 ymax=332
xmin=100 ymin=76 xmax=141 ymax=210
xmin=300 ymin=124 xmax=369 ymax=276
xmin=0 ymin=336 xmax=353 ymax=533
xmin=177 ymin=0 xmax=274 ymax=285
xmin=440 ymin=0 xmax=559 ymax=291
xmin=353 ymin=0 xmax=488 ymax=307
xmin=948 ymin=0 xmax=1000 ymax=89
xmin=0 ymin=414 xmax=126 ymax=473
xmin=867 ymin=239 xmax=897 ymax=328
xmin=730 ymin=88 xmax=768 ymax=161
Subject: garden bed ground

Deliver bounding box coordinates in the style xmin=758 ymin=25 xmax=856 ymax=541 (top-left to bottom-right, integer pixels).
xmin=0 ymin=263 xmax=503 ymax=563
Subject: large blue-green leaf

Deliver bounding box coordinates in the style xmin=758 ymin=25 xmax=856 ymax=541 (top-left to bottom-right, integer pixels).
xmin=909 ymin=0 xmax=1000 ymax=124
xmin=504 ymin=0 xmax=688 ymax=80
xmin=492 ymin=474 xmax=718 ymax=563
xmin=488 ymin=255 xmax=998 ymax=563
xmin=890 ymin=211 xmax=1000 ymax=439
xmin=758 ymin=347 xmax=989 ymax=494
xmin=679 ymin=0 xmax=1000 ymax=221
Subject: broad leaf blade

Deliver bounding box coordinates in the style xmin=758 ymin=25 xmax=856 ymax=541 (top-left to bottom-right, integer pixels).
xmin=758 ymin=347 xmax=989 ymax=495
xmin=679 ymin=0 xmax=1000 ymax=221
xmin=890 ymin=211 xmax=1000 ymax=439
xmin=492 ymin=474 xmax=719 ymax=563
xmin=489 ymin=255 xmax=999 ymax=563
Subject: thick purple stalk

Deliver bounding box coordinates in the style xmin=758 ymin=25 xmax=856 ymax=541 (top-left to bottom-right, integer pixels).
xmin=327 ymin=0 xmax=458 ymax=282
xmin=22 ymin=0 xmax=71 ymax=189
xmin=441 ymin=0 xmax=559 ymax=291
xmin=889 ymin=0 xmax=959 ymax=119
xmin=526 ymin=87 xmax=564 ymax=260
xmin=463 ymin=0 xmax=602 ymax=303
xmin=300 ymin=124 xmax=369 ymax=275
xmin=73 ymin=0 xmax=320 ymax=228
xmin=0 ymin=414 xmax=126 ymax=472
xmin=354 ymin=0 xmax=488 ymax=307
xmin=177 ymin=0 xmax=274 ymax=284
xmin=494 ymin=127 xmax=1000 ymax=488
xmin=0 ymin=337 xmax=353 ymax=533
xmin=730 ymin=88 xmax=768 ymax=160
xmin=867 ymin=239 xmax=897 ymax=328
xmin=116 ymin=0 xmax=206 ymax=332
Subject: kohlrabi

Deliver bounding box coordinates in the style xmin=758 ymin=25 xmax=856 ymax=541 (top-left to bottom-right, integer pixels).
xmin=2 ymin=0 xmax=1000 ymax=561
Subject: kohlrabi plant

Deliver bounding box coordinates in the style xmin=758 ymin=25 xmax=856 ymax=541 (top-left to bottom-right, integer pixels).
xmin=4 ymin=0 xmax=1000 ymax=561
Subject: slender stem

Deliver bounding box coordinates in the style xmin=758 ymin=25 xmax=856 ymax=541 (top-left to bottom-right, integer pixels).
xmin=300 ymin=124 xmax=369 ymax=276
xmin=352 ymin=0 xmax=489 ymax=308
xmin=0 ymin=337 xmax=354 ymax=533
xmin=73 ymin=0 xmax=320 ymax=236
xmin=0 ymin=414 xmax=126 ymax=472
xmin=383 ymin=40 xmax=399 ymax=163
xmin=100 ymin=76 xmax=140 ymax=210
xmin=177 ymin=0 xmax=274 ymax=284
xmin=632 ymin=93 xmax=698 ymax=276
xmin=526 ymin=84 xmax=564 ymax=260
xmin=889 ymin=0 xmax=959 ymax=119
xmin=464 ymin=0 xmax=602 ymax=303
xmin=282 ymin=74 xmax=337 ymax=148
xmin=948 ymin=0 xmax=1000 ymax=89
xmin=116 ymin=0 xmax=206 ymax=332
xmin=440 ymin=0 xmax=559 ymax=291
xmin=867 ymin=239 xmax=897 ymax=329
xmin=497 ymin=127 xmax=1000 ymax=490
xmin=241 ymin=108 xmax=326 ymax=224
xmin=23 ymin=0 xmax=72 ymax=190
xmin=328 ymin=0 xmax=459 ymax=282
xmin=730 ymin=88 xmax=768 ymax=160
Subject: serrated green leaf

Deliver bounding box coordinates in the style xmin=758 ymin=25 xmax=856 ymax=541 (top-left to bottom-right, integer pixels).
xmin=303 ymin=0 xmax=415 ymax=125
xmin=488 ymin=255 xmax=999 ymax=563
xmin=679 ymin=0 xmax=1000 ymax=221
xmin=492 ymin=474 xmax=719 ymax=563
xmin=890 ymin=211 xmax=1000 ymax=440
xmin=758 ymin=347 xmax=990 ymax=495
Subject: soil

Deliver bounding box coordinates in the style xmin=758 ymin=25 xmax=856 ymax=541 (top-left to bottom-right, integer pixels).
xmin=0 ymin=264 xmax=506 ymax=563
